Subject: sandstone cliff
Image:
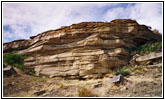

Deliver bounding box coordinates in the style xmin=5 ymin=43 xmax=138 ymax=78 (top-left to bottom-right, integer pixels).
xmin=3 ymin=19 xmax=162 ymax=78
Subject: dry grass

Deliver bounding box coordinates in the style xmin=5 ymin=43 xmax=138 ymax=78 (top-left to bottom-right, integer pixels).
xmin=78 ymin=87 xmax=98 ymax=97
xmin=3 ymin=64 xmax=162 ymax=97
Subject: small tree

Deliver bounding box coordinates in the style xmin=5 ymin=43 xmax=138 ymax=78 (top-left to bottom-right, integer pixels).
xmin=3 ymin=53 xmax=26 ymax=71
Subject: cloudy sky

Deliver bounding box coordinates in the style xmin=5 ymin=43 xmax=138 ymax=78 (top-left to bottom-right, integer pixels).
xmin=3 ymin=2 xmax=162 ymax=43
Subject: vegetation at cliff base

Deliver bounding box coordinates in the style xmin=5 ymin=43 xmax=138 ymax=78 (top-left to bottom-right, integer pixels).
xmin=3 ymin=53 xmax=26 ymax=71
xmin=134 ymin=42 xmax=162 ymax=55
xmin=115 ymin=65 xmax=131 ymax=76
xmin=115 ymin=65 xmax=145 ymax=76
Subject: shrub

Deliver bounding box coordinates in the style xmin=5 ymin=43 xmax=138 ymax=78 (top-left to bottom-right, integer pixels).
xmin=157 ymin=66 xmax=162 ymax=72
xmin=28 ymin=69 xmax=36 ymax=76
xmin=134 ymin=42 xmax=162 ymax=55
xmin=115 ymin=65 xmax=131 ymax=76
xmin=78 ymin=88 xmax=98 ymax=97
xmin=133 ymin=66 xmax=142 ymax=71
xmin=3 ymin=53 xmax=26 ymax=71
xmin=115 ymin=70 xmax=130 ymax=76
xmin=132 ymin=66 xmax=145 ymax=74
xmin=15 ymin=64 xmax=25 ymax=71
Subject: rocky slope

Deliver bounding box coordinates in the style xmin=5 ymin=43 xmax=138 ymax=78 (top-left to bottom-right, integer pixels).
xmin=3 ymin=19 xmax=162 ymax=78
xmin=3 ymin=63 xmax=162 ymax=97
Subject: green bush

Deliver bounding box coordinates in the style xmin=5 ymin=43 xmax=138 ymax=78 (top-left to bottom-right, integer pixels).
xmin=28 ymin=69 xmax=36 ymax=76
xmin=133 ymin=67 xmax=142 ymax=71
xmin=3 ymin=53 xmax=26 ymax=71
xmin=15 ymin=64 xmax=25 ymax=71
xmin=157 ymin=66 xmax=162 ymax=72
xmin=115 ymin=65 xmax=131 ymax=76
xmin=115 ymin=71 xmax=130 ymax=76
xmin=134 ymin=42 xmax=162 ymax=55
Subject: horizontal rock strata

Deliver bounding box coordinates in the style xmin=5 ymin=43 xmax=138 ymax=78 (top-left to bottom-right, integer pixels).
xmin=3 ymin=19 xmax=162 ymax=78
xmin=136 ymin=52 xmax=162 ymax=62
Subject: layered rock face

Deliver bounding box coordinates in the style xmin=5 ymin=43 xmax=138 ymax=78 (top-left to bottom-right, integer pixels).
xmin=3 ymin=19 xmax=161 ymax=78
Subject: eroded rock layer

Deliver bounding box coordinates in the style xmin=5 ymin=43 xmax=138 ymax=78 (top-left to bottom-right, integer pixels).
xmin=3 ymin=19 xmax=162 ymax=78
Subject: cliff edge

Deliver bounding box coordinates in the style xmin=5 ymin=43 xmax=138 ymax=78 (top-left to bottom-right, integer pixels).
xmin=3 ymin=19 xmax=162 ymax=78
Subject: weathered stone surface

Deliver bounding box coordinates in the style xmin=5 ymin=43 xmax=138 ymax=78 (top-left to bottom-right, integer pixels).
xmin=3 ymin=39 xmax=30 ymax=53
xmin=120 ymin=86 xmax=128 ymax=91
xmin=109 ymin=75 xmax=123 ymax=83
xmin=3 ymin=66 xmax=17 ymax=78
xmin=92 ymin=81 xmax=102 ymax=88
xmin=34 ymin=90 xmax=46 ymax=96
xmin=147 ymin=63 xmax=162 ymax=68
xmin=136 ymin=52 xmax=162 ymax=62
xmin=3 ymin=19 xmax=162 ymax=78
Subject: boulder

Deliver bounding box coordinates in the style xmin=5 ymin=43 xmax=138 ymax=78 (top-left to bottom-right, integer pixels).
xmin=136 ymin=52 xmax=162 ymax=62
xmin=3 ymin=66 xmax=17 ymax=78
xmin=147 ymin=63 xmax=162 ymax=68
xmin=34 ymin=90 xmax=46 ymax=96
xmin=92 ymin=81 xmax=102 ymax=88
xmin=109 ymin=75 xmax=123 ymax=84
xmin=120 ymin=86 xmax=128 ymax=91
xmin=3 ymin=19 xmax=162 ymax=78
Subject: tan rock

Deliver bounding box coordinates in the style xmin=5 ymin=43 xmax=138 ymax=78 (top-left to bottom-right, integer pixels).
xmin=3 ymin=19 xmax=162 ymax=78
xmin=136 ymin=52 xmax=162 ymax=62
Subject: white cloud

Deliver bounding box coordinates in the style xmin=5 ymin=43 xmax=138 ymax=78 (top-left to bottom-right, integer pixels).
xmin=129 ymin=3 xmax=162 ymax=33
xmin=104 ymin=7 xmax=129 ymax=21
xmin=3 ymin=3 xmax=115 ymax=42
xmin=104 ymin=3 xmax=162 ymax=33
xmin=3 ymin=3 xmax=162 ymax=43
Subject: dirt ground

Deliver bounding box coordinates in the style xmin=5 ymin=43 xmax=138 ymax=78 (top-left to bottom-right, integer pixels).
xmin=3 ymin=66 xmax=162 ymax=97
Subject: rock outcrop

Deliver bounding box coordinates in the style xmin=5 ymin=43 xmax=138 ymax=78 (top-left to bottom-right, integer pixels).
xmin=3 ymin=19 xmax=162 ymax=78
xmin=3 ymin=66 xmax=17 ymax=78
xmin=3 ymin=39 xmax=30 ymax=53
xmin=134 ymin=52 xmax=162 ymax=68
xmin=136 ymin=52 xmax=162 ymax=62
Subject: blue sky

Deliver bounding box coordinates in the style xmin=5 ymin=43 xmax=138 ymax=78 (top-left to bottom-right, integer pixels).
xmin=3 ymin=3 xmax=162 ymax=43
